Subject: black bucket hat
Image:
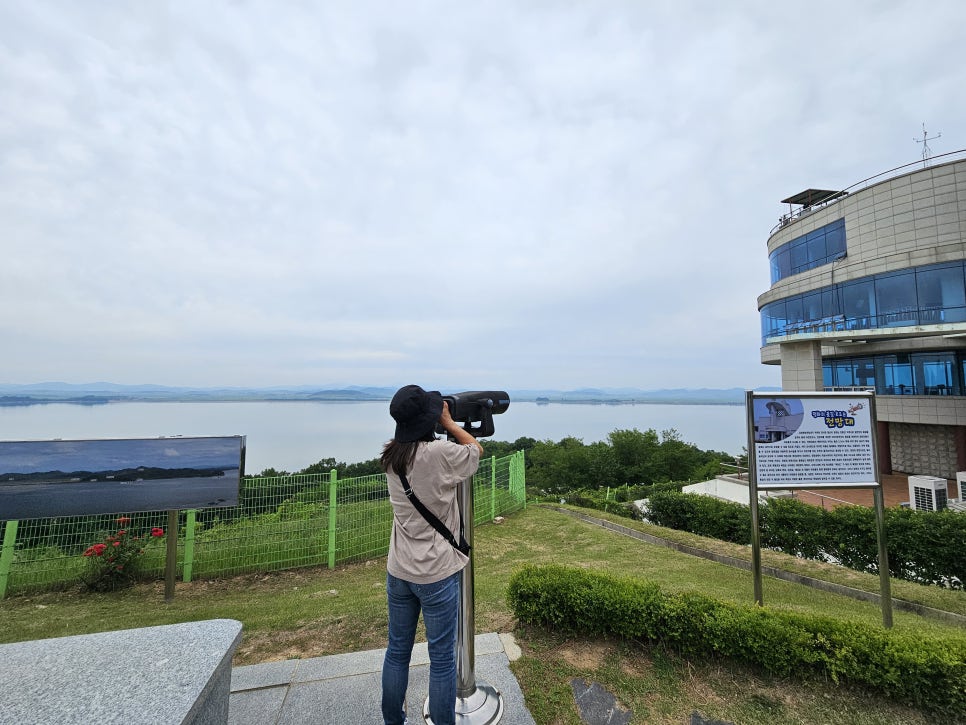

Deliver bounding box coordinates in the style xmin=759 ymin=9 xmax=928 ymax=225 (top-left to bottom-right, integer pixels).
xmin=390 ymin=385 xmax=444 ymax=442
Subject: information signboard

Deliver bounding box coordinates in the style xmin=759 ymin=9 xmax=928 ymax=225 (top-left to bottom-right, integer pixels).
xmin=751 ymin=393 xmax=875 ymax=489
xmin=744 ymin=390 xmax=891 ymax=626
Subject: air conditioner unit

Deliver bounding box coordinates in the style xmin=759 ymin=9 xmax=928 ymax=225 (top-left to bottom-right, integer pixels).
xmin=955 ymin=471 xmax=966 ymax=500
xmin=908 ymin=475 xmax=948 ymax=511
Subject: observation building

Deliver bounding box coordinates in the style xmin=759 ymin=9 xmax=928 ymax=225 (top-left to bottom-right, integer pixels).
xmin=758 ymin=151 xmax=966 ymax=479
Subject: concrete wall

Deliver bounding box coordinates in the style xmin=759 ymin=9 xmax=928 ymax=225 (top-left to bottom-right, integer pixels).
xmin=778 ymin=340 xmax=823 ymax=391
xmin=889 ymin=422 xmax=958 ymax=479
xmin=875 ymin=394 xmax=966 ymax=426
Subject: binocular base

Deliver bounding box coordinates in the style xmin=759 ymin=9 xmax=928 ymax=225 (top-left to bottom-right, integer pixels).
xmin=423 ymin=680 xmax=504 ymax=725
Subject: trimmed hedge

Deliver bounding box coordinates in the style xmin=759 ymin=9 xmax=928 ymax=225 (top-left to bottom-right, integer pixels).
xmin=646 ymin=491 xmax=966 ymax=589
xmin=506 ymin=564 xmax=966 ymax=717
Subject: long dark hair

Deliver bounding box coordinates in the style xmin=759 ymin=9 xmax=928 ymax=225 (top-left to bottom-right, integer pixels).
xmin=381 ymin=430 xmax=436 ymax=477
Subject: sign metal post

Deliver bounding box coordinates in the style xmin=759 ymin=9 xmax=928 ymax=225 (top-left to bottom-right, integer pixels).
xmin=746 ymin=390 xmax=892 ymax=628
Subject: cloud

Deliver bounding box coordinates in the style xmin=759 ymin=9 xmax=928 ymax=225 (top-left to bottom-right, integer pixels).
xmin=1 ymin=1 xmax=965 ymax=389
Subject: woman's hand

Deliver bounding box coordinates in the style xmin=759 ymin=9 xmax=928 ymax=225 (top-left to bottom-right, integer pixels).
xmin=439 ymin=401 xmax=456 ymax=427
xmin=439 ymin=402 xmax=483 ymax=455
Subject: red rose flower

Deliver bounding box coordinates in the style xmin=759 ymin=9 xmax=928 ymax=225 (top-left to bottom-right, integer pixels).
xmin=151 ymin=528 xmax=165 ymax=538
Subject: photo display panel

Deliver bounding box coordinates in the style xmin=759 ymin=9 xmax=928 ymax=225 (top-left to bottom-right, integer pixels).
xmin=0 ymin=435 xmax=245 ymax=520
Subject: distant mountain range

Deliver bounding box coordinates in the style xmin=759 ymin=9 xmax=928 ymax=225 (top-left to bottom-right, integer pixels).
xmin=0 ymin=383 xmax=779 ymax=407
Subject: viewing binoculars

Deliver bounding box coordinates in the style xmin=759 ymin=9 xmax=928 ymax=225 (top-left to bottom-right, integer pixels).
xmin=436 ymin=391 xmax=510 ymax=439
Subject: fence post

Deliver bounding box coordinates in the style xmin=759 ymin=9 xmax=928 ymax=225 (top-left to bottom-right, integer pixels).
xmin=182 ymin=510 xmax=197 ymax=583
xmin=517 ymin=450 xmax=527 ymax=509
xmin=490 ymin=455 xmax=497 ymax=521
xmin=0 ymin=520 xmax=18 ymax=599
xmin=328 ymin=469 xmax=338 ymax=569
xmin=164 ymin=509 xmax=179 ymax=603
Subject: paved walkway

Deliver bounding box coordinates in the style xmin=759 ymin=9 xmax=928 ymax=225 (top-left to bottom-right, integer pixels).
xmin=228 ymin=632 xmax=536 ymax=725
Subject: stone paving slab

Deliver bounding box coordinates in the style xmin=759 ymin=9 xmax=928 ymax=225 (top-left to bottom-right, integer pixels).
xmin=228 ymin=632 xmax=534 ymax=725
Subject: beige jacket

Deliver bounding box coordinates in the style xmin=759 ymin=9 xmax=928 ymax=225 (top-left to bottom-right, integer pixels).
xmin=386 ymin=439 xmax=481 ymax=584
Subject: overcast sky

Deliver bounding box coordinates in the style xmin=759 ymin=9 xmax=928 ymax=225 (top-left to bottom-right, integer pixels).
xmin=2 ymin=1 xmax=964 ymax=392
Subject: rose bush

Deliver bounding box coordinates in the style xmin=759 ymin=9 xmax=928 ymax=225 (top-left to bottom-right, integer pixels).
xmin=81 ymin=516 xmax=165 ymax=592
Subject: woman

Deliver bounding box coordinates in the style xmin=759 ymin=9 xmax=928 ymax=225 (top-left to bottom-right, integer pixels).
xmin=380 ymin=385 xmax=483 ymax=725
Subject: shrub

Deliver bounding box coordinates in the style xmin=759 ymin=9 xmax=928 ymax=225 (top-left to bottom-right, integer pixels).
xmin=643 ymin=491 xmax=966 ymax=589
xmin=80 ymin=517 xmax=165 ymax=592
xmin=564 ymin=489 xmax=637 ymax=519
xmin=758 ymin=496 xmax=825 ymax=559
xmin=647 ymin=491 xmax=750 ymax=543
xmin=507 ymin=564 xmax=966 ymax=716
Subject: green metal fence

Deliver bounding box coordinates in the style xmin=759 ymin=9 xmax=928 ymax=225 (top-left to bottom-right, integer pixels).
xmin=0 ymin=451 xmax=526 ymax=598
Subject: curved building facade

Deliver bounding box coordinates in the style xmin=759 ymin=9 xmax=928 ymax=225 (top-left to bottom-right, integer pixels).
xmin=758 ymin=153 xmax=966 ymax=478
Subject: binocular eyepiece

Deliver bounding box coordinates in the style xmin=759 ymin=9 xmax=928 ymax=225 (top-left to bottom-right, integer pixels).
xmin=436 ymin=390 xmax=510 ymax=439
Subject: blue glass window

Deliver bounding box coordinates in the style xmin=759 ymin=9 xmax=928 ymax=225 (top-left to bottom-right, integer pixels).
xmin=853 ymin=358 xmax=876 ymax=388
xmin=760 ymin=260 xmax=966 ymax=345
xmin=768 ymin=218 xmax=846 ymax=283
xmin=833 ymin=359 xmax=856 ymax=387
xmin=821 ymin=352 xmax=964 ymax=396
xmin=785 ymin=297 xmax=804 ymax=324
xmin=825 ymin=222 xmax=846 ymax=258
xmin=913 ymin=353 xmax=956 ymax=395
xmin=822 ymin=365 xmax=833 ymax=388
xmin=882 ymin=356 xmax=916 ymax=395
xmin=841 ymin=279 xmax=875 ymax=330
xmin=916 ymin=264 xmax=966 ymax=323
xmin=761 ymin=300 xmax=787 ymax=338
xmin=875 ymin=271 xmax=917 ymax=327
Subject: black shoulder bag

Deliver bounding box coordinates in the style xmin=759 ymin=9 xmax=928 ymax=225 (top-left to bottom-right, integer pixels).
xmin=399 ymin=473 xmax=471 ymax=555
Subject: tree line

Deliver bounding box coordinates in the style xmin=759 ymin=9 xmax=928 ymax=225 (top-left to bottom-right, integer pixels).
xmin=254 ymin=428 xmax=736 ymax=497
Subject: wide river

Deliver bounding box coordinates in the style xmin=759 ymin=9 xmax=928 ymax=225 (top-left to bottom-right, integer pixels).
xmin=0 ymin=401 xmax=747 ymax=475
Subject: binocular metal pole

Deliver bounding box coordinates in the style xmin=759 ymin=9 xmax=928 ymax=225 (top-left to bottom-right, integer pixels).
xmin=424 ymin=475 xmax=504 ymax=724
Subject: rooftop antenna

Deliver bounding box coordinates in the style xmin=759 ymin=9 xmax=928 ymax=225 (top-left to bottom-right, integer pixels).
xmin=914 ymin=122 xmax=940 ymax=167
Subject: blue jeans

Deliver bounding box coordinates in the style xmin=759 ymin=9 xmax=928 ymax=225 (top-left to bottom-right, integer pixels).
xmin=381 ymin=571 xmax=461 ymax=725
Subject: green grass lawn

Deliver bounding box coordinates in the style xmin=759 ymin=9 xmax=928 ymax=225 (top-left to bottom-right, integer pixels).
xmin=2 ymin=505 xmax=964 ymax=724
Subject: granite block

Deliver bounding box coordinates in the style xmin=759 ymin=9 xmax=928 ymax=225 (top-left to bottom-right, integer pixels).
xmin=0 ymin=619 xmax=242 ymax=725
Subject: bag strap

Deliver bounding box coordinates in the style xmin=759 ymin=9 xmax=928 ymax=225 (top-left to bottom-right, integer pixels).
xmin=399 ymin=473 xmax=470 ymax=555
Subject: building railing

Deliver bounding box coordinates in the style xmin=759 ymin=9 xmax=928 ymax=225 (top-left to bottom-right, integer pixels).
xmin=770 ymin=148 xmax=966 ymax=235
xmin=764 ymin=304 xmax=966 ymax=346
xmin=0 ymin=451 xmax=527 ymax=598
xmin=794 ymin=489 xmax=858 ymax=511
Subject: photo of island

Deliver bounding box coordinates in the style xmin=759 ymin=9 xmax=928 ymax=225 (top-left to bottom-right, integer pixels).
xmin=0 ymin=435 xmax=245 ymax=520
